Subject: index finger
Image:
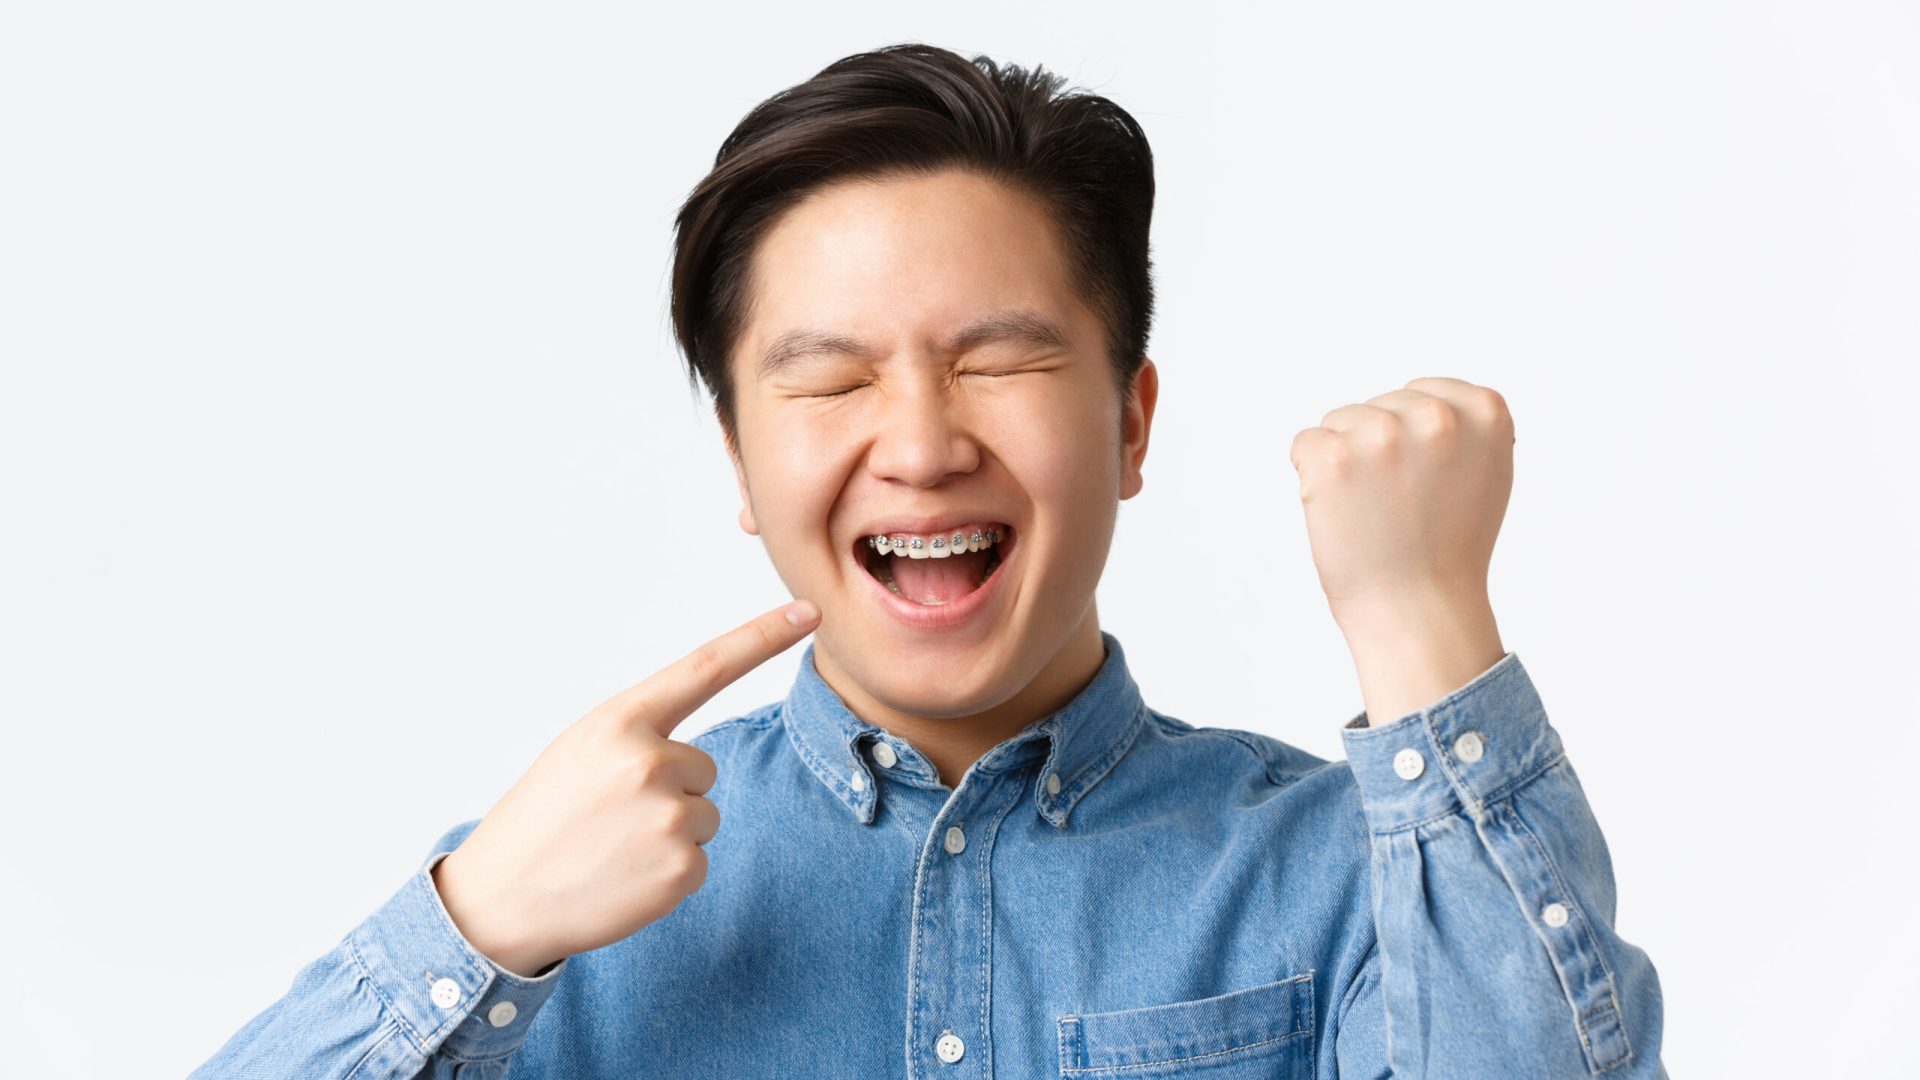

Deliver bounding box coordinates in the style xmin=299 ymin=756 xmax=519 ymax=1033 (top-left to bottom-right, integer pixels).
xmin=612 ymin=599 xmax=822 ymax=739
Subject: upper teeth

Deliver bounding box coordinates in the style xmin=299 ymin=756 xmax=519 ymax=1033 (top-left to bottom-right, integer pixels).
xmin=870 ymin=527 xmax=1003 ymax=560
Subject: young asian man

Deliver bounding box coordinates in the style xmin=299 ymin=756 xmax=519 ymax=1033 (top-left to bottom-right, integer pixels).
xmin=193 ymin=42 xmax=1666 ymax=1080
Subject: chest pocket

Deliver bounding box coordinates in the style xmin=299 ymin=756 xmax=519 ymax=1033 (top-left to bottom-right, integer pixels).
xmin=1057 ymin=972 xmax=1315 ymax=1078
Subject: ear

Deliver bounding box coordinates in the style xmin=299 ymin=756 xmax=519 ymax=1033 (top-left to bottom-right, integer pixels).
xmin=723 ymin=423 xmax=760 ymax=536
xmin=1118 ymin=357 xmax=1159 ymax=501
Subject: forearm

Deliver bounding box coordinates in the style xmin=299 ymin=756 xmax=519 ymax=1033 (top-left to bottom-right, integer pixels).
xmin=190 ymin=823 xmax=568 ymax=1078
xmin=1334 ymin=653 xmax=1667 ymax=1077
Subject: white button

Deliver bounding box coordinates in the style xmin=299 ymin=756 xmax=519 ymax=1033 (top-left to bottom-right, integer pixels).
xmin=872 ymin=742 xmax=898 ymax=769
xmin=1542 ymin=902 xmax=1570 ymax=928
xmin=1453 ymin=731 xmax=1485 ymax=764
xmin=487 ymin=1000 xmax=518 ymax=1027
xmin=429 ymin=977 xmax=462 ymax=1009
xmin=935 ymin=1031 xmax=965 ymax=1063
xmin=1045 ymin=772 xmax=1061 ymax=796
xmin=943 ymin=825 xmax=967 ymax=855
xmin=849 ymin=768 xmax=866 ymax=793
xmin=1393 ymin=748 xmax=1425 ymax=780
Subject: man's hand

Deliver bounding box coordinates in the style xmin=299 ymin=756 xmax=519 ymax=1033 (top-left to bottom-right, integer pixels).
xmin=1288 ymin=377 xmax=1513 ymax=726
xmin=431 ymin=599 xmax=822 ymax=976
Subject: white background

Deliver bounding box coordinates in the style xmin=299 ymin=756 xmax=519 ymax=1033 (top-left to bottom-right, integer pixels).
xmin=3 ymin=2 xmax=1915 ymax=1076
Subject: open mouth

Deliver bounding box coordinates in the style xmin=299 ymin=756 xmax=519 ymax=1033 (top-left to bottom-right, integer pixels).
xmin=858 ymin=524 xmax=1011 ymax=607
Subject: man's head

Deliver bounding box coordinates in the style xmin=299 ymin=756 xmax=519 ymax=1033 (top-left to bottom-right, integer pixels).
xmin=669 ymin=43 xmax=1159 ymax=725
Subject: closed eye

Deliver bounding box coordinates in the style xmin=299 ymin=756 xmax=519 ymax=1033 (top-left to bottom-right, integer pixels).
xmin=807 ymin=369 xmax=1039 ymax=398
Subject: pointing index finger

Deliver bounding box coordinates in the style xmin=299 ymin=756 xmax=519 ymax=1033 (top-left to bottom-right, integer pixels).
xmin=619 ymin=599 xmax=821 ymax=739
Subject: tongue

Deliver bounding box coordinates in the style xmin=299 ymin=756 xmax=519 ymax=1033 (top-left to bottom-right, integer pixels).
xmin=891 ymin=550 xmax=988 ymax=604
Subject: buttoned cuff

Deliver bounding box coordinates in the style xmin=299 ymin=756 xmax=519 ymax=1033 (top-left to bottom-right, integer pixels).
xmin=347 ymin=848 xmax=569 ymax=1062
xmin=1339 ymin=651 xmax=1563 ymax=834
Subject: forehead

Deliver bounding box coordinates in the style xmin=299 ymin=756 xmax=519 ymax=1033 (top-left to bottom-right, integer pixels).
xmin=735 ymin=169 xmax=1092 ymax=370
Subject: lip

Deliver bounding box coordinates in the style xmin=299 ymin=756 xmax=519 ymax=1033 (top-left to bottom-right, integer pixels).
xmin=850 ymin=522 xmax=1016 ymax=632
xmin=854 ymin=514 xmax=1012 ymax=539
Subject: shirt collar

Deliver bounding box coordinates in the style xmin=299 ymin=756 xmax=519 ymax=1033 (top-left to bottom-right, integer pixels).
xmin=780 ymin=630 xmax=1147 ymax=829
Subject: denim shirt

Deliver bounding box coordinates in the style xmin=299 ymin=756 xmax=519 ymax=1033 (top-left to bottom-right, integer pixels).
xmin=191 ymin=632 xmax=1665 ymax=1078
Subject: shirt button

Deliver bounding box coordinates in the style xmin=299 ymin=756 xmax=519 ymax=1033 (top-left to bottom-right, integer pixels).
xmin=487 ymin=1000 xmax=518 ymax=1027
xmin=849 ymin=768 xmax=866 ymax=793
xmin=943 ymin=825 xmax=967 ymax=855
xmin=1542 ymin=902 xmax=1570 ymax=928
xmin=1045 ymin=772 xmax=1062 ymax=795
xmin=1393 ymin=748 xmax=1426 ymax=781
xmin=1453 ymin=731 xmax=1485 ymax=764
xmin=429 ymin=977 xmax=462 ymax=1009
xmin=872 ymin=741 xmax=898 ymax=769
xmin=936 ymin=1031 xmax=965 ymax=1063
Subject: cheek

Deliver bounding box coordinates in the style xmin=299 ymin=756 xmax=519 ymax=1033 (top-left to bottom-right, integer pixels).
xmin=1008 ymin=384 xmax=1120 ymax=478
xmin=743 ymin=420 xmax=857 ymax=546
xmin=996 ymin=413 xmax=1123 ymax=525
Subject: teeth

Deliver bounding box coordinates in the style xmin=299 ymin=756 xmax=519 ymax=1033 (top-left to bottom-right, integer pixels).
xmin=869 ymin=527 xmax=1005 ymax=558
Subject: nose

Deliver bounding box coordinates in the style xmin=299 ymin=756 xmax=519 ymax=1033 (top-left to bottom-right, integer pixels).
xmin=865 ymin=376 xmax=980 ymax=488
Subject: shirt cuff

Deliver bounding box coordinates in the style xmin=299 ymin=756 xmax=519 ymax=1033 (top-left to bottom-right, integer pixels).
xmin=347 ymin=847 xmax=570 ymax=1061
xmin=1338 ymin=651 xmax=1563 ymax=834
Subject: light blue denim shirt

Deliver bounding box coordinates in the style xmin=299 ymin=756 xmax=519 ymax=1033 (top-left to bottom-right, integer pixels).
xmin=192 ymin=632 xmax=1665 ymax=1078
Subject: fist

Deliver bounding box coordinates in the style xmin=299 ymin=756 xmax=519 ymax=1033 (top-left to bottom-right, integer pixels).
xmin=1287 ymin=377 xmax=1515 ymax=624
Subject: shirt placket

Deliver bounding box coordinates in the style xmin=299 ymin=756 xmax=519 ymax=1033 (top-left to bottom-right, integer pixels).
xmin=903 ymin=764 xmax=1027 ymax=1079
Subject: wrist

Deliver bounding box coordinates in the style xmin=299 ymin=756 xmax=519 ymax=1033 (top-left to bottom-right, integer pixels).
xmin=431 ymin=852 xmax=562 ymax=978
xmin=1333 ymin=586 xmax=1505 ymax=728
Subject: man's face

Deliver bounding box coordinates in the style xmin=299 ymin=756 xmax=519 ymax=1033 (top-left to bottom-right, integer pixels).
xmin=725 ymin=167 xmax=1155 ymax=720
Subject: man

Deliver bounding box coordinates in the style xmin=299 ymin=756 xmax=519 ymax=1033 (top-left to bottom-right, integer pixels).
xmin=194 ymin=42 xmax=1664 ymax=1078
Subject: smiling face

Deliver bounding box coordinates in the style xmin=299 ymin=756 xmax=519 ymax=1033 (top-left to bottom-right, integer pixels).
xmin=723 ymin=167 xmax=1157 ymax=730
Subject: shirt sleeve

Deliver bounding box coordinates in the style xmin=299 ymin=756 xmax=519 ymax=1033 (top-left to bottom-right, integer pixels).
xmin=1331 ymin=652 xmax=1666 ymax=1078
xmin=187 ymin=819 xmax=571 ymax=1079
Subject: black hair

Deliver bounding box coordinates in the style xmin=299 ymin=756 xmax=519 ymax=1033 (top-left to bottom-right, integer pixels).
xmin=669 ymin=42 xmax=1156 ymax=437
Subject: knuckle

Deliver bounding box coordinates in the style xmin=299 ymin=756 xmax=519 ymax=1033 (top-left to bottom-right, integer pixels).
xmin=591 ymin=690 xmax=661 ymax=739
xmin=1471 ymin=386 xmax=1509 ymax=420
xmin=625 ymin=747 xmax=667 ymax=788
xmin=1288 ymin=428 xmax=1318 ymax=467
xmin=689 ymin=798 xmax=720 ymax=843
xmin=656 ymin=796 xmax=693 ymax=833
xmin=1410 ymin=397 xmax=1457 ymax=436
xmin=683 ymin=646 xmax=727 ymax=691
xmin=1356 ymin=415 xmax=1401 ymax=451
xmin=671 ymin=845 xmax=709 ymax=891
xmin=686 ymin=750 xmax=718 ymax=795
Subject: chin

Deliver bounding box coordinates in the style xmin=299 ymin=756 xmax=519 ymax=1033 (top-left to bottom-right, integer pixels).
xmin=875 ymin=661 xmax=1021 ymax=718
xmin=834 ymin=627 xmax=1019 ymax=713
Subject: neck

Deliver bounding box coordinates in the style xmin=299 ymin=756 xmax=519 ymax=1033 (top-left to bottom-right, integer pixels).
xmin=815 ymin=607 xmax=1108 ymax=788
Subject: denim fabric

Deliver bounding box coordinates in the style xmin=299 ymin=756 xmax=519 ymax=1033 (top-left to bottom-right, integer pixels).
xmin=191 ymin=632 xmax=1665 ymax=1078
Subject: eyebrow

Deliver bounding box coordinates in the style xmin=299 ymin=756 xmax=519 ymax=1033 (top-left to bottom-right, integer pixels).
xmin=755 ymin=309 xmax=1071 ymax=379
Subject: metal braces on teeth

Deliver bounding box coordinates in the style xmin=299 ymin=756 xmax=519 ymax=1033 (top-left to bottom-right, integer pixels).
xmin=868 ymin=527 xmax=1002 ymax=554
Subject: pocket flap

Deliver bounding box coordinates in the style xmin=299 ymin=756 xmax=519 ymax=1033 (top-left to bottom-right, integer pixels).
xmin=1058 ymin=971 xmax=1314 ymax=1075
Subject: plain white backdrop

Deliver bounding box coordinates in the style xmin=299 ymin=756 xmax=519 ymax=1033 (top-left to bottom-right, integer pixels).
xmin=3 ymin=2 xmax=1915 ymax=1076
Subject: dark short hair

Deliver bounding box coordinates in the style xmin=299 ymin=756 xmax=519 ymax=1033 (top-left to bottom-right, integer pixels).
xmin=669 ymin=42 xmax=1157 ymax=438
